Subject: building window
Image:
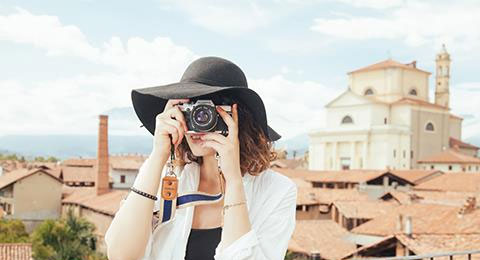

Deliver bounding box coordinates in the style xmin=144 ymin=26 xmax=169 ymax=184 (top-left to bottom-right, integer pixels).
xmin=431 ymin=165 xmax=435 ymax=169
xmin=341 ymin=116 xmax=354 ymax=124
xmin=120 ymin=175 xmax=126 ymax=183
xmin=449 ymin=165 xmax=453 ymax=170
xmin=393 ymin=149 xmax=396 ymax=158
xmin=425 ymin=122 xmax=435 ymax=132
xmin=468 ymin=166 xmax=472 ymax=171
xmin=340 ymin=157 xmax=351 ymax=170
xmin=409 ymin=88 xmax=417 ymax=96
xmin=403 ymin=150 xmax=406 ymax=159
xmin=410 ymin=150 xmax=414 ymax=159
xmin=384 ymin=118 xmax=388 ymax=124
xmin=364 ymin=88 xmax=374 ymax=95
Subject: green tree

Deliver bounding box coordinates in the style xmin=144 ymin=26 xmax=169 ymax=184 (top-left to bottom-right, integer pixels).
xmin=31 ymin=209 xmax=98 ymax=260
xmin=0 ymin=219 xmax=29 ymax=243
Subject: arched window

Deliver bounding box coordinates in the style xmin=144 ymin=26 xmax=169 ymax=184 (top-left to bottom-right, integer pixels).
xmin=425 ymin=122 xmax=435 ymax=132
xmin=364 ymin=88 xmax=374 ymax=96
xmin=341 ymin=116 xmax=353 ymax=124
xmin=409 ymin=88 xmax=417 ymax=96
xmin=438 ymin=66 xmax=442 ymax=75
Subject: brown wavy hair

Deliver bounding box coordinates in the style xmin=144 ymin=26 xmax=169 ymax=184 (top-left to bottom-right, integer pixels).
xmin=176 ymin=95 xmax=277 ymax=176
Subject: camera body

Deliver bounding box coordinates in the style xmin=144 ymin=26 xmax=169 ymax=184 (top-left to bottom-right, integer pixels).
xmin=178 ymin=100 xmax=232 ymax=134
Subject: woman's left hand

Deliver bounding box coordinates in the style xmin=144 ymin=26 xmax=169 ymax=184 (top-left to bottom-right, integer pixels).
xmin=201 ymin=103 xmax=242 ymax=183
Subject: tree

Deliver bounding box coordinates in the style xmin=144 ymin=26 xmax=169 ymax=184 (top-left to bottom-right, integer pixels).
xmin=31 ymin=209 xmax=101 ymax=260
xmin=0 ymin=219 xmax=29 ymax=243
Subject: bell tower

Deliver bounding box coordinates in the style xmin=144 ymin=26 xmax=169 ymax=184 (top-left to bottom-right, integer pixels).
xmin=435 ymin=44 xmax=451 ymax=108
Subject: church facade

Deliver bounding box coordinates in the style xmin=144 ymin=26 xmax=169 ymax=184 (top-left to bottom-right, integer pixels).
xmin=309 ymin=45 xmax=470 ymax=171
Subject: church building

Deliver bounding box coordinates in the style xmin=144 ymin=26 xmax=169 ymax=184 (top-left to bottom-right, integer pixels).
xmin=309 ymin=45 xmax=477 ymax=170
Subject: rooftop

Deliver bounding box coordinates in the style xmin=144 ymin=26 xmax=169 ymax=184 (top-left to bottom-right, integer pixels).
xmin=414 ymin=173 xmax=480 ymax=192
xmin=288 ymin=220 xmax=356 ymax=259
xmin=348 ymin=59 xmax=431 ymax=75
xmin=418 ymin=149 xmax=480 ymax=164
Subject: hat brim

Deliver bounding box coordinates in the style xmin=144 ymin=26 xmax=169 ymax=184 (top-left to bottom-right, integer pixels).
xmin=131 ymin=82 xmax=281 ymax=142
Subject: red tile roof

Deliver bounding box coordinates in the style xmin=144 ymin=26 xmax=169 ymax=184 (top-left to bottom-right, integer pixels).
xmin=388 ymin=169 xmax=443 ymax=184
xmin=414 ymin=173 xmax=480 ymax=192
xmin=396 ymin=233 xmax=480 ymax=256
xmin=418 ymin=149 xmax=480 ymax=164
xmin=450 ymin=137 xmax=479 ymax=150
xmin=288 ymin=220 xmax=357 ymax=259
xmin=351 ymin=203 xmax=480 ymax=236
xmin=333 ymin=200 xmax=398 ymax=219
xmin=275 ymin=168 xmax=385 ymax=184
xmin=62 ymin=188 xmax=128 ymax=216
xmin=391 ymin=97 xmax=447 ymax=109
xmin=0 ymin=243 xmax=32 ymax=260
xmin=0 ymin=168 xmax=62 ymax=190
xmin=296 ymin=187 xmax=370 ymax=206
xmin=348 ymin=59 xmax=431 ymax=75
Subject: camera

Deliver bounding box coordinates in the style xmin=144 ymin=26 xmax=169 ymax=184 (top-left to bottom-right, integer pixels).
xmin=178 ymin=100 xmax=232 ymax=134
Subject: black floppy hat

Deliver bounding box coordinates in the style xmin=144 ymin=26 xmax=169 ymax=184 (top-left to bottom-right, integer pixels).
xmin=131 ymin=56 xmax=281 ymax=141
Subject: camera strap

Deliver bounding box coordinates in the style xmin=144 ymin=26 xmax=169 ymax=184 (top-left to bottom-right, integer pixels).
xmin=153 ymin=136 xmax=225 ymax=231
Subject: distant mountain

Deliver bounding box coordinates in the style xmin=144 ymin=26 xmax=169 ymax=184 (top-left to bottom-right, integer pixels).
xmin=1 ymin=106 xmax=478 ymax=161
xmin=275 ymin=133 xmax=309 ymax=159
xmin=0 ymin=135 xmax=152 ymax=160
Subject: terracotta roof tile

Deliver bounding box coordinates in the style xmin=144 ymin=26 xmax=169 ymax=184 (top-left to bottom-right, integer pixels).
xmin=351 ymin=203 xmax=480 ymax=236
xmin=296 ymin=187 xmax=370 ymax=206
xmin=0 ymin=243 xmax=32 ymax=260
xmin=450 ymin=137 xmax=479 ymax=150
xmin=62 ymin=188 xmax=128 ymax=216
xmin=275 ymin=168 xmax=385 ymax=183
xmin=333 ymin=200 xmax=398 ymax=219
xmin=0 ymin=168 xmax=62 ymax=190
xmin=414 ymin=173 xmax=480 ymax=192
xmin=388 ymin=169 xmax=443 ymax=184
xmin=288 ymin=220 xmax=357 ymax=259
xmin=396 ymin=233 xmax=480 ymax=257
xmin=61 ymin=165 xmax=97 ymax=183
xmin=391 ymin=97 xmax=447 ymax=109
xmin=348 ymin=59 xmax=431 ymax=75
xmin=418 ymin=149 xmax=480 ymax=164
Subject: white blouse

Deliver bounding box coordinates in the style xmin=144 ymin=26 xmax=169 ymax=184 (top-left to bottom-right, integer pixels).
xmin=130 ymin=157 xmax=297 ymax=260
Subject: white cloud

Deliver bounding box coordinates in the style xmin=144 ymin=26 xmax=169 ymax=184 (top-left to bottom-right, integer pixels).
xmin=450 ymin=82 xmax=480 ymax=140
xmin=0 ymin=7 xmax=340 ymax=139
xmin=250 ymin=75 xmax=341 ymax=138
xmin=0 ymin=7 xmax=99 ymax=60
xmin=158 ymin=0 xmax=271 ymax=35
xmin=311 ymin=1 xmax=480 ymax=55
xmin=0 ymin=8 xmax=198 ymax=136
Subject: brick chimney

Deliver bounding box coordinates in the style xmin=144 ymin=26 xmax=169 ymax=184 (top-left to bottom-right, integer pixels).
xmin=96 ymin=114 xmax=110 ymax=195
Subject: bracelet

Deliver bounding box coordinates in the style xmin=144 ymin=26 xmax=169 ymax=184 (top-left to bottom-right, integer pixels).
xmin=222 ymin=201 xmax=246 ymax=215
xmin=130 ymin=187 xmax=158 ymax=201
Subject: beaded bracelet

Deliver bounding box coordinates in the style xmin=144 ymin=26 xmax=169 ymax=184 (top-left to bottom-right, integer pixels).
xmin=130 ymin=187 xmax=158 ymax=201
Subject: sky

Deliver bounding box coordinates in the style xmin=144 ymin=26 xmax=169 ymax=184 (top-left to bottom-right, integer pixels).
xmin=1 ymin=0 xmax=479 ymax=140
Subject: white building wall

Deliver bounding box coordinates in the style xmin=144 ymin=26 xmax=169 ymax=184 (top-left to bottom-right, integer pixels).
xmin=419 ymin=163 xmax=480 ymax=173
xmin=110 ymin=169 xmax=138 ymax=189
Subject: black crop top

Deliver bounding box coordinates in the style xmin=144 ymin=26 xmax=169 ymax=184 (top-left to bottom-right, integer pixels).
xmin=185 ymin=226 xmax=222 ymax=260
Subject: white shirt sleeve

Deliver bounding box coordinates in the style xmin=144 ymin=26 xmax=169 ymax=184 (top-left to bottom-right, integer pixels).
xmin=214 ymin=182 xmax=297 ymax=260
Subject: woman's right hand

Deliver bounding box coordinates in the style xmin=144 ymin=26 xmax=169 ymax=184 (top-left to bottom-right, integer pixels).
xmin=152 ymin=99 xmax=189 ymax=157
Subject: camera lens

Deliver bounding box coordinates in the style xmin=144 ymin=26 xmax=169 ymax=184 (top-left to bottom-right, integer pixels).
xmin=191 ymin=105 xmax=217 ymax=131
xmin=195 ymin=109 xmax=210 ymax=124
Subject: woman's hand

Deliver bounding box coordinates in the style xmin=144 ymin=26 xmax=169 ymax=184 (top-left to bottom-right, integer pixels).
xmin=201 ymin=103 xmax=242 ymax=183
xmin=152 ymin=99 xmax=189 ymax=157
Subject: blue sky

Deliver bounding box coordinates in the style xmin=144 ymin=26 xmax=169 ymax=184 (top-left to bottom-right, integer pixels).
xmin=1 ymin=0 xmax=479 ymax=139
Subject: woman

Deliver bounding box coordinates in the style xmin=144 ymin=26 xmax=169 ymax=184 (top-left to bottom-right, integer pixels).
xmin=105 ymin=57 xmax=297 ymax=260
